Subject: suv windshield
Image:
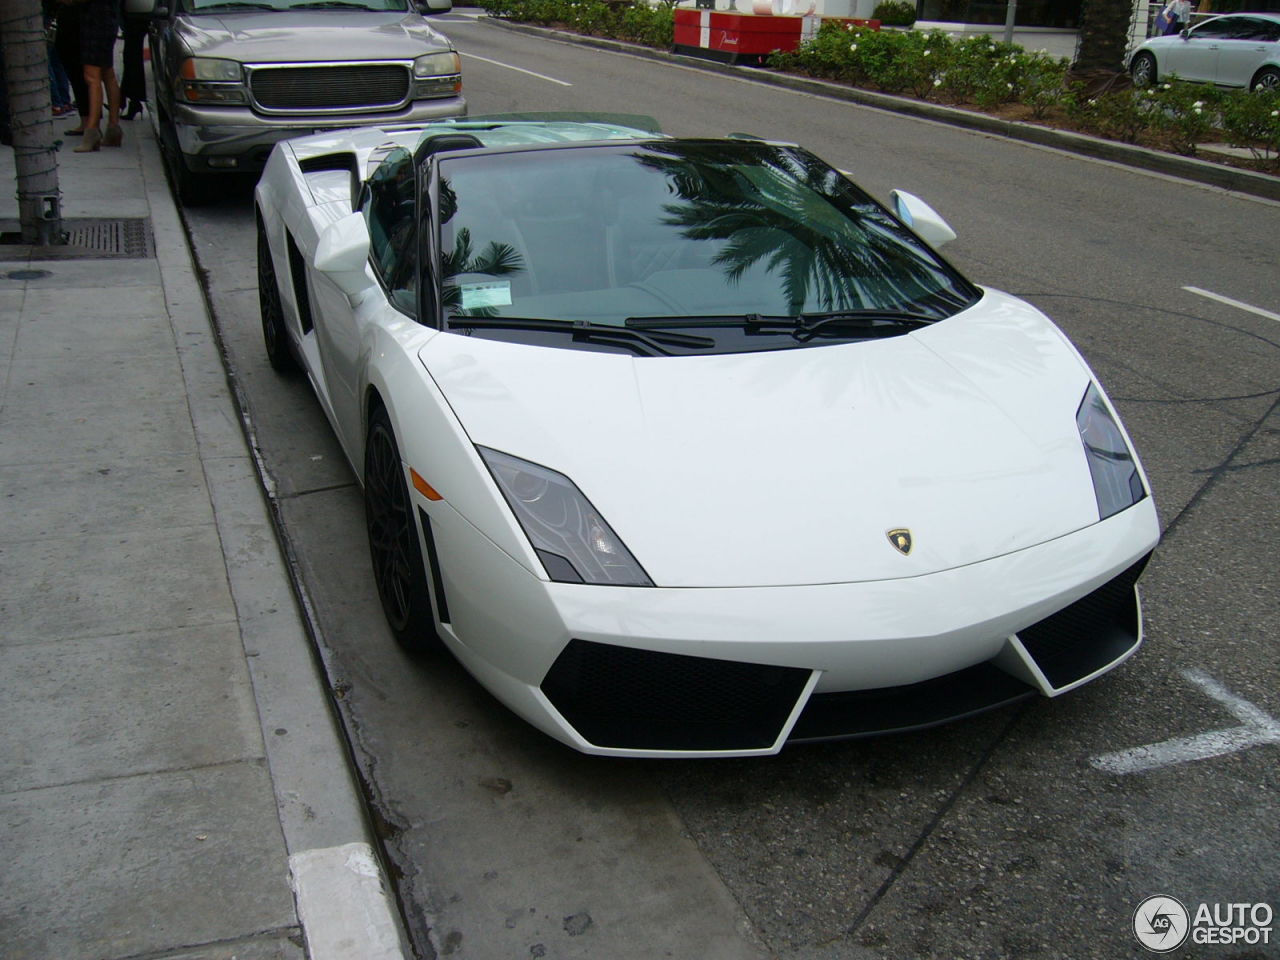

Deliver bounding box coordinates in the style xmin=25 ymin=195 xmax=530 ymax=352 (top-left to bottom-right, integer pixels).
xmin=437 ymin=140 xmax=977 ymax=353
xmin=183 ymin=0 xmax=409 ymax=10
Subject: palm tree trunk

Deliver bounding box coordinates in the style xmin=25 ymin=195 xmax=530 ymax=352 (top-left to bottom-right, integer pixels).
xmin=1 ymin=0 xmax=63 ymax=245
xmin=1072 ymin=0 xmax=1137 ymax=74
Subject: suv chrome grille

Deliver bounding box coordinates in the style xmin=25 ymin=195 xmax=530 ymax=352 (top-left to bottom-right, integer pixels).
xmin=248 ymin=64 xmax=410 ymax=113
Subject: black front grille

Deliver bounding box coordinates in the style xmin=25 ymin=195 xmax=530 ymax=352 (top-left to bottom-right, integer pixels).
xmin=541 ymin=640 xmax=811 ymax=751
xmin=249 ymin=64 xmax=409 ymax=112
xmin=1016 ymin=553 xmax=1151 ymax=689
xmin=789 ymin=663 xmax=1036 ymax=742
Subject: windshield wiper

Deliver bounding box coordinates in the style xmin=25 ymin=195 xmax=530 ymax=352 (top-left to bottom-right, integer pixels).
xmin=627 ymin=309 xmax=941 ymax=339
xmin=791 ymin=309 xmax=941 ymax=337
xmin=195 ymin=2 xmax=279 ymax=10
xmin=446 ymin=316 xmax=715 ymax=355
xmin=289 ymin=1 xmax=380 ymax=7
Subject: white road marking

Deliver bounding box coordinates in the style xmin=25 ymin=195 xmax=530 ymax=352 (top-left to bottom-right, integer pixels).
xmin=459 ymin=52 xmax=573 ymax=86
xmin=1090 ymin=668 xmax=1280 ymax=775
xmin=1183 ymin=285 xmax=1280 ymax=323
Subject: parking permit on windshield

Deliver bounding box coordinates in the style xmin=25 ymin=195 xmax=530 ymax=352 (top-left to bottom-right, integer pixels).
xmin=460 ymin=281 xmax=512 ymax=309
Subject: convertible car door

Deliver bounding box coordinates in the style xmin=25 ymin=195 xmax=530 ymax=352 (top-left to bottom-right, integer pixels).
xmin=313 ymin=147 xmax=420 ymax=458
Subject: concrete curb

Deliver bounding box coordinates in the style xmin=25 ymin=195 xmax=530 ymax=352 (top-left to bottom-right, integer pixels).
xmin=481 ymin=16 xmax=1280 ymax=202
xmin=137 ymin=119 xmax=411 ymax=960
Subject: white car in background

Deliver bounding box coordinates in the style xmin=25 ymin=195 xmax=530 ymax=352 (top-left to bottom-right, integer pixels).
xmin=1130 ymin=12 xmax=1280 ymax=90
xmin=254 ymin=114 xmax=1161 ymax=758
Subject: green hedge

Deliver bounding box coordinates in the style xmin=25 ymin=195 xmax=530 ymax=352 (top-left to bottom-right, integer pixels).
xmin=871 ymin=0 xmax=915 ymax=26
xmin=482 ymin=0 xmax=674 ymax=46
xmin=772 ymin=24 xmax=1279 ymax=162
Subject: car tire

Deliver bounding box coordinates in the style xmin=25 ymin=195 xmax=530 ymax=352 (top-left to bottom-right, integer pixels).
xmin=157 ymin=113 xmax=213 ymax=207
xmin=365 ymin=404 xmax=440 ymax=652
xmin=1131 ymin=52 xmax=1157 ymax=87
xmin=1253 ymin=66 xmax=1280 ymax=92
xmin=257 ymin=221 xmax=300 ymax=374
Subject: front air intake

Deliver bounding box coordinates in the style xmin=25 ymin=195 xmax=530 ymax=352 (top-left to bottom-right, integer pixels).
xmin=541 ymin=640 xmax=811 ymax=752
xmin=1016 ymin=553 xmax=1151 ymax=690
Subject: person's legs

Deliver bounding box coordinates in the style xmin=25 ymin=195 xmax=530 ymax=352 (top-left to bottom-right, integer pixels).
xmin=102 ymin=66 xmax=123 ymax=145
xmin=55 ymin=8 xmax=88 ymax=131
xmin=82 ymin=65 xmax=103 ymax=131
xmin=47 ymin=44 xmax=72 ymax=112
xmin=75 ymin=64 xmax=104 ymax=151
xmin=121 ymin=20 xmax=146 ymax=116
xmin=75 ymin=0 xmax=119 ymax=150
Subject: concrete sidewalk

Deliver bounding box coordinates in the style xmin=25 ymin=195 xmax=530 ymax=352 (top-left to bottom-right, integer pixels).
xmin=0 ymin=115 xmax=405 ymax=959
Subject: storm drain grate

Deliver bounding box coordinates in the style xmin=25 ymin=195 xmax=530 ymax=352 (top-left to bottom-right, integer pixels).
xmin=0 ymin=217 xmax=155 ymax=261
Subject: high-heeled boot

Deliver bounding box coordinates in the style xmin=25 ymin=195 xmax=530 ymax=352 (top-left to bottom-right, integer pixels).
xmin=73 ymin=128 xmax=102 ymax=152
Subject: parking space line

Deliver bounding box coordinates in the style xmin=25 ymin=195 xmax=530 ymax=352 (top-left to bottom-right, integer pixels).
xmin=1089 ymin=668 xmax=1280 ymax=775
xmin=459 ymin=52 xmax=573 ymax=86
xmin=1183 ymin=286 xmax=1280 ymax=323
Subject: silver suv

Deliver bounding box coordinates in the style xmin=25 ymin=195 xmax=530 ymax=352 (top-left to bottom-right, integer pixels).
xmin=126 ymin=0 xmax=465 ymax=202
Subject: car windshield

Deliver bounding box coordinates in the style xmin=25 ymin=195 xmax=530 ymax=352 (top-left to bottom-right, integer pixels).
xmin=183 ymin=0 xmax=409 ymax=11
xmin=436 ymin=141 xmax=977 ymax=352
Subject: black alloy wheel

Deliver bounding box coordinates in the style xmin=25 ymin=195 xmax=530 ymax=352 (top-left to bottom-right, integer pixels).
xmin=257 ymin=222 xmax=299 ymax=374
xmin=1131 ymin=52 xmax=1157 ymax=87
xmin=365 ymin=406 xmax=437 ymax=650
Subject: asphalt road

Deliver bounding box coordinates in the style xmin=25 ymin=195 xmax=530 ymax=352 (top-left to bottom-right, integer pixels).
xmin=182 ymin=17 xmax=1280 ymax=959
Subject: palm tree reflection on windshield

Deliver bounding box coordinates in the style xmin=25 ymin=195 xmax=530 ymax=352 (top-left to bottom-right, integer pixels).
xmin=635 ymin=143 xmax=931 ymax=316
xmin=439 ymin=178 xmax=525 ymax=318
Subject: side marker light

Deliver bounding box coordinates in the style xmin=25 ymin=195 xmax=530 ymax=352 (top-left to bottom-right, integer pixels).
xmin=410 ymin=468 xmax=443 ymax=501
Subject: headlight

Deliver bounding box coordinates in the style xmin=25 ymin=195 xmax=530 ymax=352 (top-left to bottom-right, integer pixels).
xmin=478 ymin=447 xmax=653 ymax=586
xmin=411 ymin=51 xmax=462 ymax=99
xmin=1076 ymin=383 xmax=1145 ymax=520
xmin=413 ymin=51 xmax=461 ymax=78
xmin=177 ymin=57 xmax=247 ymax=103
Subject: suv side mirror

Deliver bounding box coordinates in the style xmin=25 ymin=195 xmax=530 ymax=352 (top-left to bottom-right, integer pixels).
xmin=124 ymin=0 xmax=162 ymax=15
xmin=316 ymin=212 xmax=374 ymax=296
xmin=890 ymin=190 xmax=957 ymax=249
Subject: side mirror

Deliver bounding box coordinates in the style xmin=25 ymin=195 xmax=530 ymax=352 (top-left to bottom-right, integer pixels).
xmin=316 ymin=212 xmax=374 ymax=296
xmin=890 ymin=190 xmax=957 ymax=249
xmin=123 ymin=0 xmax=160 ymax=15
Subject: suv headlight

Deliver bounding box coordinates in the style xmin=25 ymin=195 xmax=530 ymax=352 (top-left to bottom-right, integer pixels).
xmin=413 ymin=51 xmax=460 ymax=77
xmin=412 ymin=51 xmax=461 ymax=99
xmin=1076 ymin=383 xmax=1146 ymax=520
xmin=479 ymin=447 xmax=653 ymax=586
xmin=177 ymin=57 xmax=247 ymax=103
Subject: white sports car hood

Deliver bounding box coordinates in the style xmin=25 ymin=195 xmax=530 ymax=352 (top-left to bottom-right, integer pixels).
xmin=420 ymin=291 xmax=1107 ymax=588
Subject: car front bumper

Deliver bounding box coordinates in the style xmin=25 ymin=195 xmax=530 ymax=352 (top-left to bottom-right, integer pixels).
xmin=424 ymin=497 xmax=1160 ymax=758
xmin=168 ymin=97 xmax=467 ymax=172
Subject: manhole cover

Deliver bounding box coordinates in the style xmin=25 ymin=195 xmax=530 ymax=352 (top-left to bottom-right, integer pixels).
xmin=0 ymin=218 xmax=155 ymax=261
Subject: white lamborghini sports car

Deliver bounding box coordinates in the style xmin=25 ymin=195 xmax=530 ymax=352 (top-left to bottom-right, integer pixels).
xmin=254 ymin=113 xmax=1160 ymax=758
